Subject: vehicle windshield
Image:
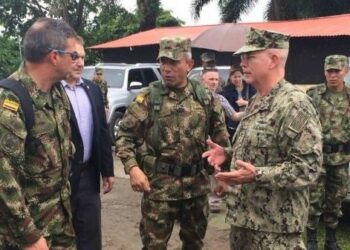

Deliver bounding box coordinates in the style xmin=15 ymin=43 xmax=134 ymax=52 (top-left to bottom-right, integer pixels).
xmin=82 ymin=68 xmax=125 ymax=88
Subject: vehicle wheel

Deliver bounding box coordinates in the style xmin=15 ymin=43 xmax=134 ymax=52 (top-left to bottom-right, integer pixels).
xmin=109 ymin=111 xmax=124 ymax=143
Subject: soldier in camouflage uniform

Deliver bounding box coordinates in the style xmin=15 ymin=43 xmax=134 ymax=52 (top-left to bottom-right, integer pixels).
xmin=0 ymin=18 xmax=79 ymax=249
xmin=190 ymin=52 xmax=216 ymax=83
xmin=202 ymin=28 xmax=323 ymax=250
xmin=92 ymin=67 xmax=109 ymax=110
xmin=115 ymin=37 xmax=230 ymax=250
xmin=306 ymin=55 xmax=350 ymax=250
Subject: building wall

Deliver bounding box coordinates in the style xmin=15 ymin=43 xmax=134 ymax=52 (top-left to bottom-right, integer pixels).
xmin=286 ymin=36 xmax=350 ymax=84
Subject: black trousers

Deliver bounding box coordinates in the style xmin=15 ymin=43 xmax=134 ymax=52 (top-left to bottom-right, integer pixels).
xmin=71 ymin=166 xmax=101 ymax=250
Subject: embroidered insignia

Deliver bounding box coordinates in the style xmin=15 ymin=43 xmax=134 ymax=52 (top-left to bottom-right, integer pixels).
xmin=2 ymin=99 xmax=19 ymax=112
xmin=136 ymin=94 xmax=145 ymax=103
xmin=288 ymin=111 xmax=309 ymax=133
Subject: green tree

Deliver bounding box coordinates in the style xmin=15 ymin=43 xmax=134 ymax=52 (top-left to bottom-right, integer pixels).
xmin=156 ymin=9 xmax=185 ymax=27
xmin=136 ymin=0 xmax=160 ymax=31
xmin=0 ymin=0 xmax=121 ymax=35
xmin=191 ymin=0 xmax=350 ymax=22
xmin=0 ymin=35 xmax=21 ymax=78
xmin=0 ymin=0 xmax=184 ymax=67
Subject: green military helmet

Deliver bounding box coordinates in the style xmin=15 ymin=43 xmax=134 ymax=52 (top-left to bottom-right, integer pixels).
xmin=324 ymin=54 xmax=349 ymax=70
xmin=157 ymin=36 xmax=191 ymax=61
xmin=235 ymin=28 xmax=290 ymax=55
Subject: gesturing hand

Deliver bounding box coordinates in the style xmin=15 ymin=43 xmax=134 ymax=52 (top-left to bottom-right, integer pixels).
xmin=202 ymin=139 xmax=226 ymax=171
xmin=215 ymin=160 xmax=256 ymax=185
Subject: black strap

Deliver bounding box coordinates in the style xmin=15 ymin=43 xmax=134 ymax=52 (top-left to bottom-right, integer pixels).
xmin=0 ymin=78 xmax=34 ymax=131
xmin=323 ymin=141 xmax=350 ymax=154
xmin=154 ymin=160 xmax=203 ymax=177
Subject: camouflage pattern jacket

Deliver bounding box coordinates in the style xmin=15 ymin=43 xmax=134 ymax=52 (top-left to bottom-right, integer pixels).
xmin=93 ymin=79 xmax=108 ymax=108
xmin=116 ymin=79 xmax=230 ymax=201
xmin=0 ymin=65 xmax=74 ymax=247
xmin=226 ymin=80 xmax=322 ymax=233
xmin=307 ymin=83 xmax=350 ymax=165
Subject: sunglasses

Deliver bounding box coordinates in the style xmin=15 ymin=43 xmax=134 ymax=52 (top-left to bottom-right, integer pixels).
xmin=96 ymin=73 xmax=103 ymax=76
xmin=47 ymin=48 xmax=82 ymax=61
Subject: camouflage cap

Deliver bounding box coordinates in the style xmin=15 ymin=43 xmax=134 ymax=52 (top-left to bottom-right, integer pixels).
xmin=95 ymin=66 xmax=103 ymax=73
xmin=324 ymin=54 xmax=348 ymax=70
xmin=201 ymin=52 xmax=215 ymax=63
xmin=157 ymin=36 xmax=191 ymax=60
xmin=234 ymin=28 xmax=290 ymax=55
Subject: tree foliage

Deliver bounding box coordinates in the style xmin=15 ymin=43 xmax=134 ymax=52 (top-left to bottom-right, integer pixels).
xmin=137 ymin=0 xmax=160 ymax=31
xmin=156 ymin=9 xmax=185 ymax=27
xmin=0 ymin=36 xmax=21 ymax=78
xmin=192 ymin=0 xmax=350 ymax=22
xmin=0 ymin=0 xmax=184 ymax=71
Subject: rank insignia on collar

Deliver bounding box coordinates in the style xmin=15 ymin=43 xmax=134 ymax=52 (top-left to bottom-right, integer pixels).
xmin=2 ymin=99 xmax=20 ymax=112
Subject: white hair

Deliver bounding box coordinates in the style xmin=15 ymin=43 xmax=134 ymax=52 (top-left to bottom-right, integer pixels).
xmin=266 ymin=48 xmax=289 ymax=67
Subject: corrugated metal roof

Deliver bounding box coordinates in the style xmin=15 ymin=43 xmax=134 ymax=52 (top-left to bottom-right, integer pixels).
xmin=90 ymin=25 xmax=215 ymax=49
xmin=90 ymin=14 xmax=350 ymax=49
xmin=245 ymin=14 xmax=350 ymax=37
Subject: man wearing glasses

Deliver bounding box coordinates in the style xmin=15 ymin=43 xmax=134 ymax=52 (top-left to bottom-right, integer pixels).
xmin=0 ymin=18 xmax=79 ymax=250
xmin=61 ymin=37 xmax=114 ymax=250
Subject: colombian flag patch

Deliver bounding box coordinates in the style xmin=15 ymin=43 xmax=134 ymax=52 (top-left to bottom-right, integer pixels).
xmin=2 ymin=99 xmax=19 ymax=112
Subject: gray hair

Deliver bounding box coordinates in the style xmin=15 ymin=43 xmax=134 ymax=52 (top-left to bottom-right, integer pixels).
xmin=267 ymin=48 xmax=289 ymax=67
xmin=184 ymin=52 xmax=192 ymax=60
xmin=23 ymin=17 xmax=77 ymax=62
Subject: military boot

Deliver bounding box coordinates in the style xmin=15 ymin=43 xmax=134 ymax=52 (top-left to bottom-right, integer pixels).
xmin=306 ymin=228 xmax=318 ymax=250
xmin=324 ymin=227 xmax=341 ymax=250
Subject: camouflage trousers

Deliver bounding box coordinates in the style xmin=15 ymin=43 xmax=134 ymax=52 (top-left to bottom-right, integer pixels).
xmin=140 ymin=195 xmax=209 ymax=250
xmin=307 ymin=163 xmax=349 ymax=229
xmin=0 ymin=213 xmax=76 ymax=250
xmin=229 ymin=226 xmax=305 ymax=250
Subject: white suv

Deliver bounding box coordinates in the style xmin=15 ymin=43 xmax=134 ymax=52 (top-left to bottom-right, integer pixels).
xmin=82 ymin=63 xmax=161 ymax=142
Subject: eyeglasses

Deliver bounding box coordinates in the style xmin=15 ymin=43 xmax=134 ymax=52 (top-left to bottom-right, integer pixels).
xmin=96 ymin=73 xmax=103 ymax=76
xmin=47 ymin=48 xmax=82 ymax=61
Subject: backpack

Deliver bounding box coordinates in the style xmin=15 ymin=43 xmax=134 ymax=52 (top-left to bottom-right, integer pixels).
xmin=0 ymin=78 xmax=35 ymax=141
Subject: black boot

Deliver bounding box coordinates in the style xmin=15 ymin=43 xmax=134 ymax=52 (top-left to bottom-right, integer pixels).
xmin=324 ymin=227 xmax=341 ymax=250
xmin=307 ymin=228 xmax=318 ymax=250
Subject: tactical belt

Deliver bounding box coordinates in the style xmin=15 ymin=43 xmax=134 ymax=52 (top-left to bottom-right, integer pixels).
xmin=154 ymin=160 xmax=203 ymax=177
xmin=323 ymin=141 xmax=350 ymax=154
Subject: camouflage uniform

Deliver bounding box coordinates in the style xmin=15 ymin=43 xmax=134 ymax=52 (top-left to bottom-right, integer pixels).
xmin=307 ymin=55 xmax=350 ymax=231
xmin=116 ymin=37 xmax=230 ymax=250
xmin=0 ymin=65 xmax=75 ymax=249
xmin=93 ymin=68 xmax=109 ymax=109
xmin=225 ymin=29 xmax=323 ymax=250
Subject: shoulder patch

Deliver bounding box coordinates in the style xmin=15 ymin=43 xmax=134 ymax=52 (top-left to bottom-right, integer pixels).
xmin=288 ymin=110 xmax=309 ymax=133
xmin=136 ymin=94 xmax=145 ymax=104
xmin=2 ymin=99 xmax=19 ymax=112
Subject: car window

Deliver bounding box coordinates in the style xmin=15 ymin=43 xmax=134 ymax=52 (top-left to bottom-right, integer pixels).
xmin=188 ymin=68 xmax=201 ymax=78
xmin=128 ymin=69 xmax=144 ymax=85
xmin=142 ymin=68 xmax=159 ymax=87
xmin=104 ymin=68 xmax=125 ymax=88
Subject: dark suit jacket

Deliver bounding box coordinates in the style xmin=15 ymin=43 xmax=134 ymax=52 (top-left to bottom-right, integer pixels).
xmin=68 ymin=78 xmax=114 ymax=198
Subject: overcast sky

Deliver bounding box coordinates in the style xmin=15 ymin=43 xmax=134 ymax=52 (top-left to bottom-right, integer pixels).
xmin=119 ymin=0 xmax=269 ymax=25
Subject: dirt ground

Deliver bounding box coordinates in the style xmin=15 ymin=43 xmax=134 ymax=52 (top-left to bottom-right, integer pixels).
xmin=101 ymin=158 xmax=230 ymax=250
